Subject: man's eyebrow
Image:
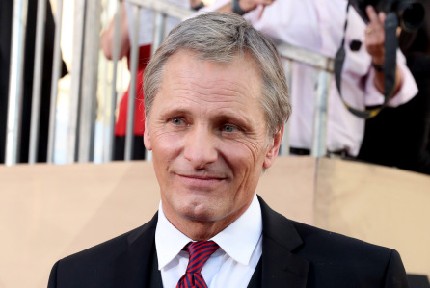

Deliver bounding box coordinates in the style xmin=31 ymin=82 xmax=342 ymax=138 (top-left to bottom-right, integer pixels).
xmin=211 ymin=111 xmax=255 ymax=127
xmin=217 ymin=110 xmax=250 ymax=120
xmin=158 ymin=105 xmax=190 ymax=116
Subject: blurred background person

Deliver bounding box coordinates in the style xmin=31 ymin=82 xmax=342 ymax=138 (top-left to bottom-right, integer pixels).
xmin=0 ymin=0 xmax=68 ymax=163
xmin=101 ymin=0 xmax=204 ymax=161
xmin=358 ymin=0 xmax=430 ymax=175
xmin=203 ymin=0 xmax=418 ymax=159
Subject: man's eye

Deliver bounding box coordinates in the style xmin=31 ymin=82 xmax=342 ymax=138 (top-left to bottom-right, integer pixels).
xmin=170 ymin=117 xmax=185 ymax=126
xmin=222 ymin=124 xmax=238 ymax=133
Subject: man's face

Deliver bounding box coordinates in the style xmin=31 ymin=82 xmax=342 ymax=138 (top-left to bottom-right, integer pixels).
xmin=145 ymin=49 xmax=282 ymax=232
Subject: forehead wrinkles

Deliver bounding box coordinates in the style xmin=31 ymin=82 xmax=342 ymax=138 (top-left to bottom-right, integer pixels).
xmin=170 ymin=72 xmax=257 ymax=103
xmin=155 ymin=50 xmax=265 ymax=121
xmin=163 ymin=51 xmax=260 ymax=94
xmin=172 ymin=92 xmax=257 ymax=125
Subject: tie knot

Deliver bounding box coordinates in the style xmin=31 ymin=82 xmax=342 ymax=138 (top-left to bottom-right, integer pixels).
xmin=185 ymin=241 xmax=219 ymax=274
xmin=176 ymin=241 xmax=219 ymax=288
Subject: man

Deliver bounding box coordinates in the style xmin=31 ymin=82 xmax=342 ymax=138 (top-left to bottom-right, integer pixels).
xmin=204 ymin=0 xmax=417 ymax=158
xmin=48 ymin=12 xmax=409 ymax=287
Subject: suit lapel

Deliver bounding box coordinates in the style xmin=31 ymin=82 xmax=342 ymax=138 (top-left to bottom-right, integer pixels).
xmin=148 ymin=243 xmax=163 ymax=288
xmin=258 ymin=196 xmax=309 ymax=288
xmin=114 ymin=212 xmax=163 ymax=288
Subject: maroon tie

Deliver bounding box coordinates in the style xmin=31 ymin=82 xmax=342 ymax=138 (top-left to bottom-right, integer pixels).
xmin=176 ymin=241 xmax=219 ymax=288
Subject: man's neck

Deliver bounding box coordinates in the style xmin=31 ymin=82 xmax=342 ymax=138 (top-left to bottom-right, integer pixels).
xmin=162 ymin=202 xmax=252 ymax=241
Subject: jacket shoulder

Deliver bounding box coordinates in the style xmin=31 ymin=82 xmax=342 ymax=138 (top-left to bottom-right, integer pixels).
xmin=48 ymin=216 xmax=157 ymax=288
xmin=258 ymin=196 xmax=408 ymax=287
xmin=293 ymin=221 xmax=392 ymax=256
xmin=62 ymin=222 xmax=150 ymax=263
xmin=292 ymin=221 xmax=408 ymax=286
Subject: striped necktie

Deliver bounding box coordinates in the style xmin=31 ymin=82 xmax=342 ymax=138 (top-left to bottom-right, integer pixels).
xmin=176 ymin=241 xmax=219 ymax=288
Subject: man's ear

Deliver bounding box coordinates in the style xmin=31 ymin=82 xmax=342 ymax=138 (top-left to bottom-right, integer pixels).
xmin=263 ymin=126 xmax=283 ymax=169
xmin=144 ymin=120 xmax=152 ymax=150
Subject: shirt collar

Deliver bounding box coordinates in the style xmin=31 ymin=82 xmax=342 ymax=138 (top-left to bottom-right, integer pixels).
xmin=155 ymin=195 xmax=262 ymax=269
xmin=211 ymin=195 xmax=262 ymax=265
xmin=155 ymin=203 xmax=192 ymax=270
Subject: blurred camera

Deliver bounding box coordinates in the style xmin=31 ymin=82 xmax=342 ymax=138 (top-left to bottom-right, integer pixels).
xmin=349 ymin=0 xmax=424 ymax=32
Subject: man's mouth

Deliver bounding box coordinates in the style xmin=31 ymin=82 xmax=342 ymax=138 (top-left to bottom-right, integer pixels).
xmin=174 ymin=170 xmax=228 ymax=189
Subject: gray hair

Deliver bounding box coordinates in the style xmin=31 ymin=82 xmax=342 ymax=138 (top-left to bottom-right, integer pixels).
xmin=144 ymin=12 xmax=291 ymax=136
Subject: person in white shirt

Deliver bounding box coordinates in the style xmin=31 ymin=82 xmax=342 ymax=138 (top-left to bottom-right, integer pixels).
xmin=48 ymin=12 xmax=409 ymax=288
xmin=100 ymin=0 xmax=200 ymax=160
xmin=204 ymin=0 xmax=418 ymax=157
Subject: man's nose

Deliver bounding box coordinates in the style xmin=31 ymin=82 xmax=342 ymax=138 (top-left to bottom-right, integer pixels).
xmin=183 ymin=125 xmax=218 ymax=168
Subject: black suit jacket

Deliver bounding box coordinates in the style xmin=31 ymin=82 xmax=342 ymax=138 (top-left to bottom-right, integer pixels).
xmin=48 ymin=196 xmax=409 ymax=287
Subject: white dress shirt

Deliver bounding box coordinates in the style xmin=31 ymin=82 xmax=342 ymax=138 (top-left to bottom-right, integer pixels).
xmin=155 ymin=195 xmax=263 ymax=288
xmin=203 ymin=0 xmax=418 ymax=156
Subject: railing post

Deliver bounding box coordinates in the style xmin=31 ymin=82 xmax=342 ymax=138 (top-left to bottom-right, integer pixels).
xmin=124 ymin=5 xmax=141 ymax=161
xmin=151 ymin=12 xmax=167 ymax=55
xmin=65 ymin=0 xmax=86 ymax=163
xmin=5 ymin=0 xmax=29 ymax=165
xmin=311 ymin=70 xmax=331 ymax=157
xmin=77 ymin=0 xmax=102 ymax=162
xmin=47 ymin=0 xmax=65 ymax=163
xmin=29 ymin=0 xmax=48 ymax=164
xmin=104 ymin=0 xmax=123 ymax=162
xmin=280 ymin=59 xmax=292 ymax=156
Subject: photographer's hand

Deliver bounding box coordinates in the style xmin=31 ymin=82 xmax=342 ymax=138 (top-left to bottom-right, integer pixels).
xmin=364 ymin=6 xmax=386 ymax=65
xmin=364 ymin=6 xmax=403 ymax=95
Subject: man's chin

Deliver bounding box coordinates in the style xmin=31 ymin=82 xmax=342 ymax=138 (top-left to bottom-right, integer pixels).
xmin=177 ymin=202 xmax=227 ymax=224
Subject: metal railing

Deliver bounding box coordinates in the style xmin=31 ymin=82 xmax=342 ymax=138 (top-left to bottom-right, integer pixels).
xmin=6 ymin=0 xmax=29 ymax=166
xmin=276 ymin=43 xmax=334 ymax=157
xmin=4 ymin=0 xmax=334 ymax=165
